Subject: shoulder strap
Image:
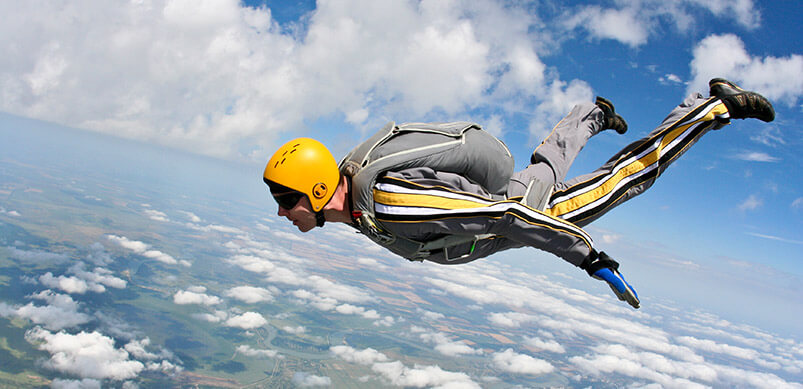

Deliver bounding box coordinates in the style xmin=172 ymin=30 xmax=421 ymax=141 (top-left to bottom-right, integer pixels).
xmin=339 ymin=121 xmax=396 ymax=180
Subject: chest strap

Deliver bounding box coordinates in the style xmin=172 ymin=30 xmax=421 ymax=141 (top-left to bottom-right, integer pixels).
xmin=354 ymin=213 xmax=493 ymax=262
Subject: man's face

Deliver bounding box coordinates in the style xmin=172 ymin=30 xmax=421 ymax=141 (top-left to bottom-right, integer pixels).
xmin=276 ymin=194 xmax=317 ymax=232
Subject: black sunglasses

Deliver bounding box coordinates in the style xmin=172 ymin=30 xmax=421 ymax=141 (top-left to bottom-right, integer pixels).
xmin=273 ymin=191 xmax=304 ymax=210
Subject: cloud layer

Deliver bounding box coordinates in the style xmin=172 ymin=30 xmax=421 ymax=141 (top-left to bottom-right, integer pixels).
xmin=4 ymin=0 xmax=796 ymax=161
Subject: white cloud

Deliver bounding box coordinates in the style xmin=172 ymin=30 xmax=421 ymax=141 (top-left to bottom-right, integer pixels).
xmin=330 ymin=345 xmax=480 ymax=387
xmin=226 ymin=254 xmax=277 ymax=274
xmin=746 ymin=232 xmax=803 ymax=245
xmin=307 ymin=275 xmax=373 ymax=304
xmin=570 ymin=345 xmax=712 ymax=389
xmin=50 ymin=378 xmax=102 ymax=389
xmin=714 ymin=362 xmax=803 ymax=388
xmin=204 ymin=224 xmax=244 ymax=234
xmin=225 ymin=285 xmax=274 ymax=303
xmin=564 ymin=1 xmax=762 ymax=49
xmin=417 ymin=260 xmax=803 ymax=388
xmin=268 ymin=266 xmax=313 ymax=285
xmin=107 ymin=235 xmax=149 ymax=253
xmin=394 ymin=23 xmax=491 ymax=115
xmin=192 ymin=310 xmax=228 ymax=323
xmin=0 ymin=207 xmax=21 ymax=217
xmin=144 ymin=209 xmax=169 ymax=222
xmin=291 ymin=286 xmax=391 ymax=325
xmin=179 ymin=211 xmax=202 ymax=223
xmin=145 ymin=359 xmax=181 ymax=373
xmin=0 ymin=0 xmax=790 ymax=164
xmin=271 ymin=230 xmax=306 ymax=243
xmin=738 ymin=195 xmax=763 ymax=211
xmin=688 ymin=0 xmax=761 ymax=29
xmin=564 ymin=6 xmax=648 ymax=47
xmin=373 ymin=315 xmax=396 ymax=327
xmin=676 ymin=336 xmax=759 ymax=360
xmin=0 ymin=0 xmax=581 ymax=162
xmin=107 ymin=235 xmax=188 ymax=266
xmin=5 ymin=291 xmax=91 ymax=331
xmin=292 ymin=289 xmax=337 ymax=311
xmin=25 ymin=327 xmax=145 ymax=380
xmin=224 ymin=312 xmax=267 ymax=329
xmin=570 ymin=341 xmax=802 ymax=389
xmin=186 ymin=285 xmax=207 ymax=293
xmin=39 ymin=273 xmax=94 ymax=294
xmin=417 ymin=308 xmax=445 ymax=321
xmin=330 ymin=345 xmax=389 ymax=365
xmin=792 ymin=197 xmax=803 ymax=210
xmin=660 ymin=73 xmax=683 ymax=85
xmin=292 ymin=372 xmax=332 ymax=387
xmin=70 ymin=264 xmax=127 ymax=290
xmin=734 ymin=151 xmax=781 ymax=163
xmin=282 ymin=325 xmax=305 ymax=335
xmin=689 ymin=34 xmax=803 ymax=105
xmin=335 ymin=304 xmax=379 ymax=320
xmin=523 ymin=336 xmax=566 ymax=354
xmin=495 ymin=44 xmax=546 ymax=98
xmin=356 ymin=256 xmax=384 ymax=268
xmin=529 ymin=79 xmax=593 ymax=143
xmin=5 ymin=246 xmax=69 ymax=264
xmin=750 ymin=127 xmax=786 ymax=148
xmin=172 ymin=289 xmax=222 ymax=306
xmin=426 ymin=266 xmax=701 ymax=355
xmin=86 ymin=246 xmax=113 ymax=266
xmin=412 ymin=326 xmax=483 ymax=357
xmin=124 ymin=338 xmax=167 ymax=361
xmin=488 ymin=311 xmax=538 ymax=328
xmin=236 ymin=345 xmax=280 ymax=358
xmin=663 ymin=257 xmax=702 ymax=271
xmin=0 ymin=1 xmax=473 ymax=159
xmin=371 ymin=360 xmax=481 ymax=388
xmin=142 ymin=250 xmax=184 ymax=266
xmin=492 ymin=348 xmax=554 ymax=375
xmin=38 ymin=263 xmax=128 ymax=294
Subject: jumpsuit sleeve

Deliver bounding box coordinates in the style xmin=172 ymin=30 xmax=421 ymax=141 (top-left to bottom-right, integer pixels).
xmin=373 ymin=168 xmax=596 ymax=267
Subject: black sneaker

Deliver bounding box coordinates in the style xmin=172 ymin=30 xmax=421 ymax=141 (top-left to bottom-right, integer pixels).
xmin=595 ymin=96 xmax=628 ymax=134
xmin=709 ymin=78 xmax=775 ymax=122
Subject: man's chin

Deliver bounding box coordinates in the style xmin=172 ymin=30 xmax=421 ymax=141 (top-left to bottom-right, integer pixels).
xmin=296 ymin=224 xmax=314 ymax=233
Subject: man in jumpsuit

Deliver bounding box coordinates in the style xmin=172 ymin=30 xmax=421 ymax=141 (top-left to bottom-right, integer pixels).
xmin=262 ymin=78 xmax=775 ymax=309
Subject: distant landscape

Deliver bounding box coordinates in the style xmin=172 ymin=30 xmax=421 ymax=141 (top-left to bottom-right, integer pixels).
xmin=1 ymin=115 xmax=801 ymax=388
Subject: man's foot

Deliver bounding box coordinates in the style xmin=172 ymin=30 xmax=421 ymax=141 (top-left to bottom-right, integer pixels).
xmin=709 ymin=78 xmax=775 ymax=122
xmin=595 ymin=96 xmax=628 ymax=134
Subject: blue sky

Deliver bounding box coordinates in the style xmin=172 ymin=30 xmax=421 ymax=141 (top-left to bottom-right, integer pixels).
xmin=1 ymin=0 xmax=801 ymax=331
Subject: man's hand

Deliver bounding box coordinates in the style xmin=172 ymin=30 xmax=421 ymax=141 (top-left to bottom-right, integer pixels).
xmin=592 ymin=267 xmax=640 ymax=309
xmin=581 ymin=250 xmax=640 ymax=309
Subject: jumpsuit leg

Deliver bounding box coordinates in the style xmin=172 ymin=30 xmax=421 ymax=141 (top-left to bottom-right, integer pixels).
xmin=546 ymin=93 xmax=729 ymax=227
xmin=507 ymin=102 xmax=606 ymax=206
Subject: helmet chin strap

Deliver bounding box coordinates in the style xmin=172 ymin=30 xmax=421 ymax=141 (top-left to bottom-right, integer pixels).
xmin=315 ymin=211 xmax=326 ymax=227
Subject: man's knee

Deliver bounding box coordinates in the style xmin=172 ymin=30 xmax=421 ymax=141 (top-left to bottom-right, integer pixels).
xmin=507 ymin=166 xmax=555 ymax=211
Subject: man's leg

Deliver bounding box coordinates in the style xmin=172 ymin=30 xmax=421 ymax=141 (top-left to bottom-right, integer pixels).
xmin=507 ymin=99 xmax=625 ymax=209
xmin=545 ymin=86 xmax=759 ymax=227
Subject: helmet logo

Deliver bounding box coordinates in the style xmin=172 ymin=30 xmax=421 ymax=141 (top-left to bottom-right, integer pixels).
xmin=312 ymin=183 xmax=328 ymax=199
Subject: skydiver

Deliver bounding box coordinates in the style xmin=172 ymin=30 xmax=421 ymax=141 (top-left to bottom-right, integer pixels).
xmin=261 ymin=78 xmax=775 ymax=309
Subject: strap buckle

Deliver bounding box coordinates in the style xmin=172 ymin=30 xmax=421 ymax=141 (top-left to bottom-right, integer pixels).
xmin=356 ymin=214 xmax=395 ymax=245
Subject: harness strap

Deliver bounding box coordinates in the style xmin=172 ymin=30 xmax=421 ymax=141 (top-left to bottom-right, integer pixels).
xmin=354 ymin=213 xmax=492 ymax=262
xmin=339 ymin=121 xmax=396 ymax=178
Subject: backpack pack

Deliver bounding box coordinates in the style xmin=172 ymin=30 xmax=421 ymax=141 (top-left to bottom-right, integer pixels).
xmin=339 ymin=121 xmax=514 ymax=260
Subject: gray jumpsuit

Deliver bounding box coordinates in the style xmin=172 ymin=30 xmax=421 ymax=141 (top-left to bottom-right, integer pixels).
xmin=369 ymin=93 xmax=729 ymax=267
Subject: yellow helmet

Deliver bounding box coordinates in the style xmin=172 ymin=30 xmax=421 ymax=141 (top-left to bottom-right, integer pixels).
xmin=263 ymin=138 xmax=340 ymax=212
